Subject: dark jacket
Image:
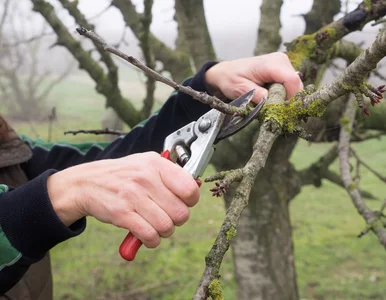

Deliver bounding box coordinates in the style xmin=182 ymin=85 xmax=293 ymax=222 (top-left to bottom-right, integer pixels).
xmin=0 ymin=62 xmax=214 ymax=295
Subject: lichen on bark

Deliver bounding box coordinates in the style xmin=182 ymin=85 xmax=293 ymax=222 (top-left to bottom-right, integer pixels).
xmin=208 ymin=279 xmax=224 ymax=300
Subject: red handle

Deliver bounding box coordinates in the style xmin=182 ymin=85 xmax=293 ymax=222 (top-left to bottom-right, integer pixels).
xmin=119 ymin=150 xmax=201 ymax=261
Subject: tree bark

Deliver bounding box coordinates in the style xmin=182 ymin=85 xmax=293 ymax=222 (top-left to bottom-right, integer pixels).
xmin=111 ymin=0 xmax=193 ymax=83
xmin=174 ymin=0 xmax=215 ymax=70
xmin=254 ymin=0 xmax=283 ymax=55
xmin=211 ymin=0 xmax=299 ymax=298
xmin=224 ymin=136 xmax=301 ymax=300
xmin=303 ymin=0 xmax=341 ymax=34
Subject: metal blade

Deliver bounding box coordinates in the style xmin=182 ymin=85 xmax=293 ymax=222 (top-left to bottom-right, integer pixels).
xmin=215 ymin=90 xmax=266 ymax=143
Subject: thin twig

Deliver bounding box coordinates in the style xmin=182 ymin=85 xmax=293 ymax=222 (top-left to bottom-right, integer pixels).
xmin=76 ymin=27 xmax=247 ymax=116
xmin=351 ymin=130 xmax=386 ymax=142
xmin=380 ymin=199 xmax=386 ymax=213
xmin=350 ymin=148 xmax=386 ymax=182
xmin=372 ymin=18 xmax=386 ymax=26
xmin=205 ymin=168 xmax=244 ymax=197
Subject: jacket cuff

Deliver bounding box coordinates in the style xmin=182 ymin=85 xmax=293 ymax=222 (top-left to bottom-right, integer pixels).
xmin=0 ymin=170 xmax=86 ymax=260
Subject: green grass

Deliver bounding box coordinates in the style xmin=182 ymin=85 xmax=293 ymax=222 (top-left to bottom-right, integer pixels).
xmin=5 ymin=75 xmax=386 ymax=299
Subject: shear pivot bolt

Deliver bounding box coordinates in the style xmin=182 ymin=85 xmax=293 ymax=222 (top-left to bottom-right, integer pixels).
xmin=198 ymin=119 xmax=211 ymax=132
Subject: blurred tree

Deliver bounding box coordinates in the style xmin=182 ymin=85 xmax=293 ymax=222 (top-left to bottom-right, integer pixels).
xmin=0 ymin=0 xmax=72 ymax=120
xmin=28 ymin=0 xmax=386 ymax=299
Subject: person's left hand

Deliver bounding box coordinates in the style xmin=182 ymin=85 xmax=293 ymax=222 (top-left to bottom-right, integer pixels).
xmin=205 ymin=52 xmax=303 ymax=104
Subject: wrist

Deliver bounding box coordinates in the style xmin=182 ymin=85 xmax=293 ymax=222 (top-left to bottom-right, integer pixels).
xmin=47 ymin=171 xmax=85 ymax=227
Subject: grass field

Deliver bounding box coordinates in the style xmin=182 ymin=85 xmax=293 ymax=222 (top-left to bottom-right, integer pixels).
xmin=7 ymin=73 xmax=386 ymax=300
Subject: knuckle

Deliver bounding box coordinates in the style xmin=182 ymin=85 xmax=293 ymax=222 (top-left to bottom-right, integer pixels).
xmin=157 ymin=217 xmax=175 ymax=238
xmin=141 ymin=227 xmax=160 ymax=248
xmin=173 ymin=206 xmax=190 ymax=226
xmin=146 ymin=151 xmax=162 ymax=164
xmin=180 ymin=178 xmax=199 ymax=206
xmin=130 ymin=171 xmax=152 ymax=188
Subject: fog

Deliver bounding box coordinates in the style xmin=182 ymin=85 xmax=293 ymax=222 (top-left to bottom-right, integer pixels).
xmin=1 ymin=0 xmax=381 ymax=73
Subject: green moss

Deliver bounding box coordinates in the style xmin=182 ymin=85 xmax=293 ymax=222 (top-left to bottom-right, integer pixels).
xmin=364 ymin=0 xmax=372 ymax=10
xmin=323 ymin=27 xmax=337 ymax=39
xmin=261 ymin=95 xmax=327 ymax=133
xmin=371 ymin=218 xmax=384 ymax=231
xmin=209 ymin=279 xmax=224 ymax=300
xmin=340 ymin=117 xmax=352 ymax=134
xmin=286 ymin=27 xmax=337 ymax=70
xmin=226 ymin=227 xmax=237 ymax=241
xmin=348 ymin=182 xmax=356 ymax=191
xmin=286 ymin=34 xmax=317 ymax=70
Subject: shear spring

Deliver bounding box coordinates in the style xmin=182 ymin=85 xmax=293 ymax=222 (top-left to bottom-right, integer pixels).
xmin=175 ymin=145 xmax=190 ymax=166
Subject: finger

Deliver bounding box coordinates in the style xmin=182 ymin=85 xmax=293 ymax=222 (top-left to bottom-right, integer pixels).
xmin=132 ymin=195 xmax=175 ymax=239
xmin=255 ymin=54 xmax=304 ymax=99
xmin=114 ymin=212 xmax=161 ymax=248
xmin=281 ymin=71 xmax=304 ymax=99
xmin=228 ymin=79 xmax=268 ymax=104
xmin=157 ymin=159 xmax=200 ymax=207
xmin=145 ymin=182 xmax=190 ymax=226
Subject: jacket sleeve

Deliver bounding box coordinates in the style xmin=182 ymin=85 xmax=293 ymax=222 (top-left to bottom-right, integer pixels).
xmin=0 ymin=62 xmax=216 ymax=294
xmin=21 ymin=62 xmax=216 ymax=179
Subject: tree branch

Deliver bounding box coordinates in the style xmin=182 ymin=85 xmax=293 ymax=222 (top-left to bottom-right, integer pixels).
xmin=111 ymin=0 xmax=192 ymax=82
xmin=254 ymin=0 xmax=283 ymax=55
xmin=339 ymin=97 xmax=386 ymax=248
xmin=139 ymin=0 xmax=156 ymax=119
xmin=31 ymin=0 xmax=142 ymax=127
xmin=298 ymin=143 xmax=377 ymax=199
xmin=350 ymin=147 xmax=386 ymax=182
xmin=286 ymin=0 xmax=386 ymax=80
xmin=193 ymin=84 xmax=284 ymax=299
xmin=76 ymin=27 xmax=249 ymax=116
xmin=302 ymin=29 xmax=386 ymax=111
xmin=174 ymin=0 xmax=215 ymax=69
xmin=58 ymin=0 xmax=119 ymax=85
xmin=194 ymin=23 xmax=386 ymax=299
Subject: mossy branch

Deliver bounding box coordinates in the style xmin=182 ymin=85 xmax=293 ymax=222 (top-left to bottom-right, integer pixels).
xmin=193 ymin=84 xmax=284 ymax=299
xmin=302 ymin=29 xmax=386 ymax=111
xmin=261 ymin=29 xmax=386 ymax=138
xmin=286 ymin=0 xmax=386 ymax=80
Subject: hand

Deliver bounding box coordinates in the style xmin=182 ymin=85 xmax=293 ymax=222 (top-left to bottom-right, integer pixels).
xmin=47 ymin=152 xmax=199 ymax=248
xmin=205 ymin=52 xmax=304 ymax=103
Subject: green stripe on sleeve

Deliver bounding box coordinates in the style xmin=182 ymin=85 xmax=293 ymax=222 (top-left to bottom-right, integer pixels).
xmin=0 ymin=184 xmax=9 ymax=194
xmin=21 ymin=135 xmax=110 ymax=154
xmin=0 ymin=225 xmax=22 ymax=271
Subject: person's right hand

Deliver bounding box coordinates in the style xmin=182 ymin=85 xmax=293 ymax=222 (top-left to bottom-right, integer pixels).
xmin=47 ymin=152 xmax=200 ymax=248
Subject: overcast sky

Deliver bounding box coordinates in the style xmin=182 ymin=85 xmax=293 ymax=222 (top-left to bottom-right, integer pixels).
xmin=2 ymin=0 xmax=381 ymax=68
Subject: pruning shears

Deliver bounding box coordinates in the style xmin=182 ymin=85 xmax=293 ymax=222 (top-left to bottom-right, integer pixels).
xmin=119 ymin=89 xmax=265 ymax=261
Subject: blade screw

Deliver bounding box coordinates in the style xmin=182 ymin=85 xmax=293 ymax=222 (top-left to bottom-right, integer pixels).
xmin=198 ymin=118 xmax=211 ymax=132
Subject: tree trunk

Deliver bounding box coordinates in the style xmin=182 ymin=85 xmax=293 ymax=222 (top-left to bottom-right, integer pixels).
xmin=174 ymin=0 xmax=215 ymax=70
xmin=222 ymin=136 xmax=301 ymax=300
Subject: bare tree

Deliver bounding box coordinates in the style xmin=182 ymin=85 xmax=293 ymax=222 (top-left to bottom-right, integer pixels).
xmin=27 ymin=0 xmax=386 ymax=299
xmin=0 ymin=0 xmax=72 ymax=120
